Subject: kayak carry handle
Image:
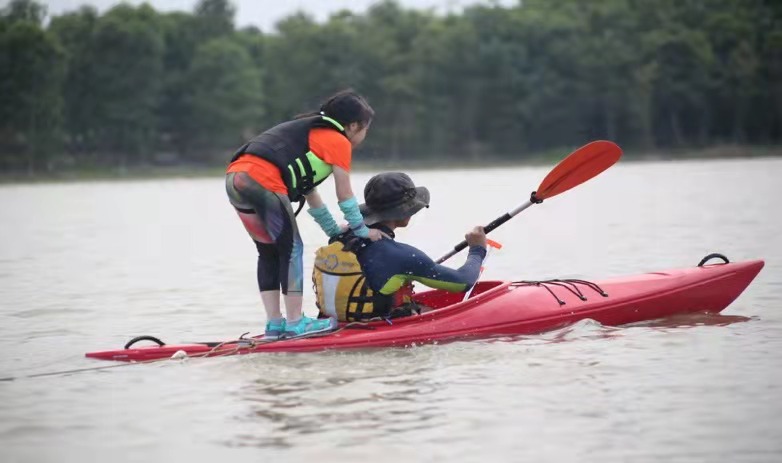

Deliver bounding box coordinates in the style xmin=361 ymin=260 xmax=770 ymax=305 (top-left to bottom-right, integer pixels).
xmin=124 ymin=335 xmax=166 ymax=349
xmin=697 ymin=253 xmax=730 ymax=267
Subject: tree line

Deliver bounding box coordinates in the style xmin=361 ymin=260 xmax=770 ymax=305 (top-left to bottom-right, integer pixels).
xmin=1 ymin=0 xmax=780 ymax=174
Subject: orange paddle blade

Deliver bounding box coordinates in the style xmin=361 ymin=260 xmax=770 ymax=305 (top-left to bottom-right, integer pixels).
xmin=535 ymin=140 xmax=622 ymax=201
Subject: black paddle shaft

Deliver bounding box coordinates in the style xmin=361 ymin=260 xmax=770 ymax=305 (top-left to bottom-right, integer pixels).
xmin=435 ymin=213 xmax=512 ymax=264
xmin=436 ymin=193 xmax=542 ymax=264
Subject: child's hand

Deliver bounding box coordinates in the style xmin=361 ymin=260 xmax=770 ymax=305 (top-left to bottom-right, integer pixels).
xmin=367 ymin=228 xmax=390 ymax=241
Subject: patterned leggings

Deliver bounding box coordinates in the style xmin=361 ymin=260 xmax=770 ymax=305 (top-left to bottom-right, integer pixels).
xmin=225 ymin=172 xmax=304 ymax=295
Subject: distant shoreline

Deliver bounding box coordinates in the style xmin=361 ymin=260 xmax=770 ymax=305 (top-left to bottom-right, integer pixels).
xmin=2 ymin=145 xmax=780 ymax=184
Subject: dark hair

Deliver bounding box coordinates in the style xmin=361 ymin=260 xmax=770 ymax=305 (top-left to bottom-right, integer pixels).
xmin=297 ymin=89 xmax=374 ymax=129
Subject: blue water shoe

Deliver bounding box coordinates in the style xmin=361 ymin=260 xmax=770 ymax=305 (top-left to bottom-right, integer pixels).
xmin=264 ymin=318 xmax=286 ymax=340
xmin=283 ymin=316 xmax=338 ymax=338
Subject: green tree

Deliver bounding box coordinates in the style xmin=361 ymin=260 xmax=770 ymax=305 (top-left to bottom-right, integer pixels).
xmin=193 ymin=0 xmax=235 ymax=40
xmin=360 ymin=2 xmax=433 ymax=160
xmin=181 ymin=37 xmax=264 ymax=161
xmin=156 ymin=12 xmax=202 ymax=158
xmin=263 ymin=13 xmax=336 ymax=124
xmin=2 ymin=0 xmax=781 ymax=174
xmin=89 ymin=4 xmax=164 ymax=166
xmin=1 ymin=0 xmax=46 ymax=24
xmin=761 ymin=9 xmax=782 ymax=141
xmin=49 ymin=6 xmax=100 ymax=159
xmin=0 ymin=1 xmax=64 ymax=173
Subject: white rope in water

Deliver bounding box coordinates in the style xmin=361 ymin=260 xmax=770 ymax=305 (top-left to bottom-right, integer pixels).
xmin=0 ymin=324 xmax=367 ymax=382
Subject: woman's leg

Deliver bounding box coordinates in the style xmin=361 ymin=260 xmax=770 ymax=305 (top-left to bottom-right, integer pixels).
xmin=255 ymin=242 xmax=282 ymax=320
xmin=226 ymin=172 xmax=287 ymax=322
xmin=271 ymin=202 xmax=335 ymax=335
xmin=227 ymin=172 xmax=336 ymax=335
xmin=272 ymin=196 xmax=336 ymax=334
xmin=271 ymin=192 xmax=306 ymax=322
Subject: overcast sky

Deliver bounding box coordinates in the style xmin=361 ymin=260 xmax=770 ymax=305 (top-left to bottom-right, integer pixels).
xmin=24 ymin=0 xmax=512 ymax=32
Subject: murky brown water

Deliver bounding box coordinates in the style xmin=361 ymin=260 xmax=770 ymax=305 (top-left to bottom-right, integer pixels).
xmin=1 ymin=158 xmax=781 ymax=462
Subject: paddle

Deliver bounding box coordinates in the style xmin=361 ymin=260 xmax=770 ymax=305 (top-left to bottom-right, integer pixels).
xmin=436 ymin=140 xmax=623 ymax=264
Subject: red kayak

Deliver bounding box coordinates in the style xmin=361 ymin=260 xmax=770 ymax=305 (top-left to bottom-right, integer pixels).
xmin=86 ymin=255 xmax=764 ymax=362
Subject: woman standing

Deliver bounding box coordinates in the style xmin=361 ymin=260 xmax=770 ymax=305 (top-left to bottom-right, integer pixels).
xmin=226 ymin=90 xmax=385 ymax=338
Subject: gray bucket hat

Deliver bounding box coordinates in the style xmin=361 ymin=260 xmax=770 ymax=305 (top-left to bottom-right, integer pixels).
xmin=359 ymin=172 xmax=430 ymax=225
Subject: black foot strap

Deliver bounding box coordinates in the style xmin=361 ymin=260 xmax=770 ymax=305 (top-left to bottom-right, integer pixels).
xmin=697 ymin=253 xmax=730 ymax=267
xmin=124 ymin=335 xmax=166 ymax=349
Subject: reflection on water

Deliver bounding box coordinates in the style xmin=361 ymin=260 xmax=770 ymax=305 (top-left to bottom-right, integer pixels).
xmin=629 ymin=312 xmax=753 ymax=328
xmin=232 ymin=353 xmax=448 ymax=448
xmin=484 ymin=314 xmax=754 ymax=349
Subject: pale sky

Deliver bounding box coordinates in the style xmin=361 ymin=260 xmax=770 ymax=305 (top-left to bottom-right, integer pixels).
xmin=23 ymin=0 xmax=513 ymax=32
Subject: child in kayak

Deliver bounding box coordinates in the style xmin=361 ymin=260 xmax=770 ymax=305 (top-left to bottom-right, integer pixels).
xmin=313 ymin=172 xmax=488 ymax=321
xmin=226 ymin=90 xmax=386 ymax=338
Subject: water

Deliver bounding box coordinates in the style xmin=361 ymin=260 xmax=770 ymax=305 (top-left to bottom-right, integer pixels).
xmin=1 ymin=158 xmax=781 ymax=462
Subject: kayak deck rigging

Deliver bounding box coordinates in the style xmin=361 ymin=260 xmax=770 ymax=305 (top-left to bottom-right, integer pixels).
xmin=510 ymin=279 xmax=609 ymax=305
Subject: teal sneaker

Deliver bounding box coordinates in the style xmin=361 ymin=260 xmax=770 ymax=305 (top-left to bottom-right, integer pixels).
xmin=264 ymin=318 xmax=286 ymax=340
xmin=283 ymin=316 xmax=338 ymax=338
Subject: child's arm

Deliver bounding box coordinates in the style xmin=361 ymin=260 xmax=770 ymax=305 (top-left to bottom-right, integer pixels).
xmin=333 ymin=166 xmax=387 ymax=241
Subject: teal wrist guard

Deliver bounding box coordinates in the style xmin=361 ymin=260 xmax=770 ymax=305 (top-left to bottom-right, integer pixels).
xmin=338 ymin=197 xmax=370 ymax=237
xmin=307 ymin=205 xmax=341 ymax=237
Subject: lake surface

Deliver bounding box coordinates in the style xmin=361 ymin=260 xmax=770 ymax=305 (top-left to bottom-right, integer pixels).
xmin=1 ymin=157 xmax=781 ymax=462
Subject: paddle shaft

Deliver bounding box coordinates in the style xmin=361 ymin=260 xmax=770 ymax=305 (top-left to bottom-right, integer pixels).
xmin=436 ymin=199 xmax=535 ymax=264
